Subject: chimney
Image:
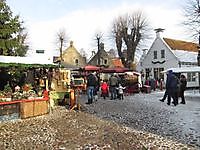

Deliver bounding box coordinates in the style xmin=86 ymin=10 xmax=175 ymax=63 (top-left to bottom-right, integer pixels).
xmin=154 ymin=28 xmax=165 ymax=38
xmin=70 ymin=41 xmax=73 ymax=47
xmin=100 ymin=42 xmax=104 ymax=51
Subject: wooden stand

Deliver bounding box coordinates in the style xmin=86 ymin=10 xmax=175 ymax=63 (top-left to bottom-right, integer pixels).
xmin=70 ymin=85 xmax=82 ymax=111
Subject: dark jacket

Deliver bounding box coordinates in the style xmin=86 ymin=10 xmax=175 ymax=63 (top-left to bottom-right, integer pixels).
xmin=180 ymin=77 xmax=187 ymax=91
xmin=87 ymin=73 xmax=97 ymax=86
xmin=166 ymin=71 xmax=178 ymax=89
xmin=109 ymin=75 xmax=118 ymax=86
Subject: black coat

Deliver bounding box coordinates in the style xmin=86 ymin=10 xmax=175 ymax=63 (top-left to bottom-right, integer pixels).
xmin=180 ymin=78 xmax=187 ymax=91
xmin=87 ymin=74 xmax=97 ymax=87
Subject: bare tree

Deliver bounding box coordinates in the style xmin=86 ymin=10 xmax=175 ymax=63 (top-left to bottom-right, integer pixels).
xmin=111 ymin=11 xmax=150 ymax=68
xmin=183 ymin=0 xmax=200 ymax=37
xmin=56 ymin=28 xmax=68 ymax=61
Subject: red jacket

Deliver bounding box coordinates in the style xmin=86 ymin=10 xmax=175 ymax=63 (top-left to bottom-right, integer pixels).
xmin=101 ymin=82 xmax=109 ymax=93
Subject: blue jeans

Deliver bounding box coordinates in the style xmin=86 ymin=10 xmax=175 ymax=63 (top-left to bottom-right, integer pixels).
xmin=87 ymin=86 xmax=94 ymax=102
xmin=110 ymin=86 xmax=117 ymax=99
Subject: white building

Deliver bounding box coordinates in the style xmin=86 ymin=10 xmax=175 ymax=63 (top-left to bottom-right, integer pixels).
xmin=137 ymin=29 xmax=199 ymax=88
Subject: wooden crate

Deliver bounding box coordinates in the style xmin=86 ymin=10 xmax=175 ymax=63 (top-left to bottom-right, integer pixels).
xmin=20 ymin=99 xmax=49 ymax=119
xmin=34 ymin=100 xmax=48 ymax=116
xmin=20 ymin=101 xmax=34 ymax=119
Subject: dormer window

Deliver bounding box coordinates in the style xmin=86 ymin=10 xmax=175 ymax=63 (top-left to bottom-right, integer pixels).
xmin=153 ymin=51 xmax=157 ymax=59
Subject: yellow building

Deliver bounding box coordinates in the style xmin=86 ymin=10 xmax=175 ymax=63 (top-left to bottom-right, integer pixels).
xmin=62 ymin=41 xmax=86 ymax=68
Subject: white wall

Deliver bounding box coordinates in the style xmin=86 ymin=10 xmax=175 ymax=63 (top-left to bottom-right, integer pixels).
xmin=139 ymin=37 xmax=179 ymax=82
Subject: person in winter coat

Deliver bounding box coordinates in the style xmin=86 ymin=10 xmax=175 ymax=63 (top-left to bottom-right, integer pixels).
xmin=116 ymin=83 xmax=125 ymax=100
xmin=179 ymin=74 xmax=187 ymax=104
xmin=86 ymin=72 xmax=97 ymax=104
xmin=101 ymin=80 xmax=109 ymax=99
xmin=166 ymin=70 xmax=179 ymax=106
xmin=109 ymin=74 xmax=118 ymax=100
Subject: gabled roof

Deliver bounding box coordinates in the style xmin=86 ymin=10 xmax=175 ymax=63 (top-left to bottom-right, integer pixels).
xmin=163 ymin=38 xmax=199 ymax=52
xmin=63 ymin=41 xmax=81 ymax=55
xmin=88 ymin=49 xmax=110 ymax=65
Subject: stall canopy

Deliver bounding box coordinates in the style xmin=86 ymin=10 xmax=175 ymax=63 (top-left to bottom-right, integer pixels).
xmin=101 ymin=67 xmax=130 ymax=73
xmin=0 ymin=55 xmax=56 ymax=68
xmin=84 ymin=65 xmax=100 ymax=71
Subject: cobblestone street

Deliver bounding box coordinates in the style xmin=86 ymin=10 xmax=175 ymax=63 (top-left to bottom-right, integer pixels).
xmin=81 ymin=90 xmax=200 ymax=149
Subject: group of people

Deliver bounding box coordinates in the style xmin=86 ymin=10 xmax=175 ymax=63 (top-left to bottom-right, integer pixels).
xmin=159 ymin=70 xmax=187 ymax=106
xmin=86 ymin=72 xmax=125 ymax=104
xmin=86 ymin=70 xmax=188 ymax=106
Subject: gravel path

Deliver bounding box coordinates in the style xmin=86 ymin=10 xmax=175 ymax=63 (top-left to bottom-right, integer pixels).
xmin=81 ymin=91 xmax=200 ymax=149
xmin=0 ymin=106 xmax=195 ymax=150
xmin=0 ymin=91 xmax=199 ymax=149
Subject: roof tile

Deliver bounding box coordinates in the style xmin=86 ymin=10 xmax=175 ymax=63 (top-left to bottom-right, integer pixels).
xmin=163 ymin=38 xmax=199 ymax=52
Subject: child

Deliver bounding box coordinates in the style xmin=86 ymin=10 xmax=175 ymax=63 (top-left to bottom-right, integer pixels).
xmin=117 ymin=84 xmax=125 ymax=100
xmin=101 ymin=80 xmax=109 ymax=99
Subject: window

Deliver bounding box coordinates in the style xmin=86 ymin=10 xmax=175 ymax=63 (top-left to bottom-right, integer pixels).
xmin=153 ymin=51 xmax=157 ymax=59
xmin=187 ymin=72 xmax=196 ymax=82
xmin=145 ymin=68 xmax=151 ymax=79
xmin=159 ymin=68 xmax=164 ymax=79
xmin=153 ymin=68 xmax=159 ymax=79
xmin=161 ymin=49 xmax=165 ymax=58
xmin=75 ymin=59 xmax=79 ymax=65
xmin=104 ymin=59 xmax=108 ymax=65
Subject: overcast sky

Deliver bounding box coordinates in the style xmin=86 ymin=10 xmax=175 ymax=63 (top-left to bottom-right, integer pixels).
xmin=7 ymin=0 xmax=190 ymax=58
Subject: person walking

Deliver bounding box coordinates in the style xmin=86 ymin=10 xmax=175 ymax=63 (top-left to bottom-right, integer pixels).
xmin=159 ymin=72 xmax=169 ymax=102
xmin=109 ymin=74 xmax=118 ymax=100
xmin=100 ymin=80 xmax=109 ymax=99
xmin=179 ymin=74 xmax=187 ymax=104
xmin=86 ymin=72 xmax=97 ymax=104
xmin=116 ymin=83 xmax=125 ymax=100
xmin=166 ymin=70 xmax=178 ymax=106
xmin=159 ymin=90 xmax=168 ymax=102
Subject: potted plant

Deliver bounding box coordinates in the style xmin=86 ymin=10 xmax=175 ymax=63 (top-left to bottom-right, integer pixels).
xmin=3 ymin=83 xmax=12 ymax=98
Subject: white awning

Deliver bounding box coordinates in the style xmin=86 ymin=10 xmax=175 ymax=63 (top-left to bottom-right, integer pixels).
xmin=162 ymin=66 xmax=200 ymax=73
xmin=0 ymin=55 xmax=54 ymax=65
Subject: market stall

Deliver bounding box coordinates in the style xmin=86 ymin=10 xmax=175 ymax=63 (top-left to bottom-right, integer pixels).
xmin=0 ymin=55 xmax=56 ymax=121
